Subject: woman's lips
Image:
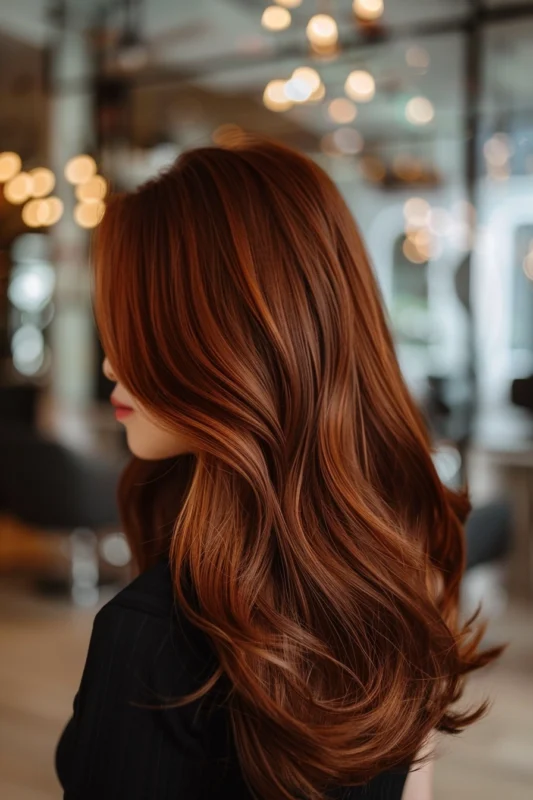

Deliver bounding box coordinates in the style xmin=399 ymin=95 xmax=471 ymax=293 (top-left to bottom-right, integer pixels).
xmin=114 ymin=407 xmax=134 ymax=421
xmin=110 ymin=394 xmax=134 ymax=421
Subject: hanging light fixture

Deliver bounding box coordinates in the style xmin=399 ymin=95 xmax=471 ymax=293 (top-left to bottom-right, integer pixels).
xmin=116 ymin=0 xmax=149 ymax=70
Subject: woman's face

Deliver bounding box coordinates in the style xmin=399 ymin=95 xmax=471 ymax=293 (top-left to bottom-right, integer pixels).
xmin=102 ymin=357 xmax=195 ymax=460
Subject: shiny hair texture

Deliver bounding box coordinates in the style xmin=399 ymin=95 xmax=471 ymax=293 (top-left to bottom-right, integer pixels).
xmin=94 ymin=137 xmax=503 ymax=800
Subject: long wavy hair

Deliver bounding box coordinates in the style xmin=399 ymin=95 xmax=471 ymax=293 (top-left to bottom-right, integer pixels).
xmin=93 ymin=137 xmax=502 ymax=800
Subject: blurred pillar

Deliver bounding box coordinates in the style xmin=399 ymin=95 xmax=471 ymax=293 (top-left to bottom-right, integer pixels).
xmin=47 ymin=26 xmax=96 ymax=408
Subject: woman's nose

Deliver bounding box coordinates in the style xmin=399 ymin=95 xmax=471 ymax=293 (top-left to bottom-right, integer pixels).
xmin=102 ymin=357 xmax=116 ymax=382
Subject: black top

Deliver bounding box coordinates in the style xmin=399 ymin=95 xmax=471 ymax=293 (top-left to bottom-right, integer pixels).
xmin=56 ymin=560 xmax=410 ymax=799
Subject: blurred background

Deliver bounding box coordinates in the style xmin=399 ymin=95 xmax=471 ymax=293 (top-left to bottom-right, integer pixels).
xmin=0 ymin=1 xmax=532 ymax=798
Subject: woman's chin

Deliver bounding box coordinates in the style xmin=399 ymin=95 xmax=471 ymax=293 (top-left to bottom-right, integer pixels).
xmin=124 ymin=429 xmax=194 ymax=461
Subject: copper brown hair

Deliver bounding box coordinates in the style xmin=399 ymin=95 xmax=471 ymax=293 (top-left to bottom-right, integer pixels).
xmin=93 ymin=137 xmax=503 ymax=800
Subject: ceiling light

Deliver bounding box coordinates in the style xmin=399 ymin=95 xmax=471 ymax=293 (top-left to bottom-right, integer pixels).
xmin=274 ymin=0 xmax=301 ymax=6
xmin=344 ymin=70 xmax=375 ymax=102
xmin=262 ymin=6 xmax=291 ymax=31
xmin=116 ymin=30 xmax=149 ymax=71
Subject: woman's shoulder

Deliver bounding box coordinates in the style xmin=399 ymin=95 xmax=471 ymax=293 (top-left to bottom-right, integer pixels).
xmin=92 ymin=558 xmax=215 ymax=677
xmin=101 ymin=557 xmax=176 ymax=619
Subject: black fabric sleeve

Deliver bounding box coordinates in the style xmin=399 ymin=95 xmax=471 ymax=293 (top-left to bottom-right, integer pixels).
xmin=55 ymin=602 xmax=211 ymax=800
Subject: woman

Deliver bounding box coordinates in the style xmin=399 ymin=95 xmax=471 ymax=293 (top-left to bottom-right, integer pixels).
xmin=56 ymin=138 xmax=502 ymax=799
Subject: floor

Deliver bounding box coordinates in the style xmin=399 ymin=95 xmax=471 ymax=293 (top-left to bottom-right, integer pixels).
xmin=0 ymin=521 xmax=532 ymax=800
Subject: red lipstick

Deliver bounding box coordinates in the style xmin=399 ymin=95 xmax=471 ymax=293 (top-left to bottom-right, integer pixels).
xmin=110 ymin=394 xmax=134 ymax=421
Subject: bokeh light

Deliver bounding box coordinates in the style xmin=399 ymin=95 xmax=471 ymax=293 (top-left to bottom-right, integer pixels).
xmin=405 ymin=97 xmax=435 ymax=126
xmin=344 ymin=70 xmax=375 ymax=102
xmin=328 ymin=98 xmax=357 ymax=124
xmin=306 ymin=14 xmax=338 ymax=47
xmin=523 ymin=241 xmax=533 ymax=281
xmin=263 ymin=79 xmax=293 ymax=111
xmin=404 ymin=197 xmax=431 ymax=226
xmin=484 ymin=133 xmax=512 ymax=167
xmin=0 ymin=151 xmax=22 ymax=182
xmin=75 ymin=175 xmax=108 ymax=202
xmin=29 ymin=167 xmax=55 ymax=198
xmin=22 ymin=196 xmax=64 ymax=227
xmin=291 ymin=67 xmax=321 ymax=94
xmin=360 ymin=155 xmax=386 ymax=182
xmin=74 ymin=200 xmax=106 ymax=228
xmin=284 ymin=77 xmax=313 ymax=103
xmin=353 ymin=0 xmax=384 ymax=21
xmin=406 ymin=46 xmax=430 ymax=69
xmin=65 ymin=155 xmax=97 ymax=185
xmin=11 ymin=324 xmax=44 ymax=376
xmin=261 ymin=6 xmax=291 ymax=31
xmin=4 ymin=172 xmax=33 ymax=204
xmin=332 ymin=127 xmax=364 ymax=155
